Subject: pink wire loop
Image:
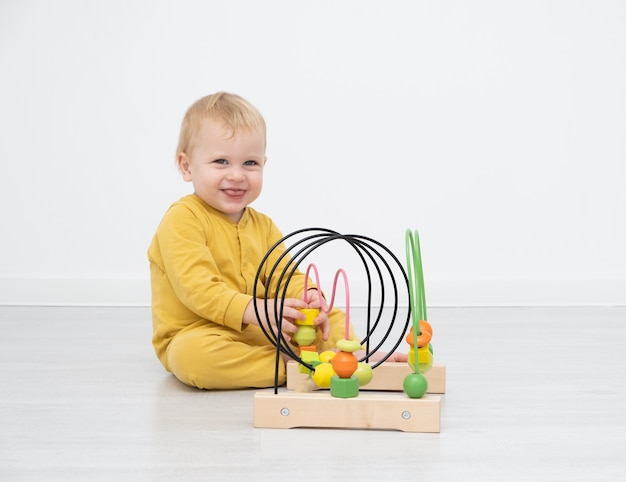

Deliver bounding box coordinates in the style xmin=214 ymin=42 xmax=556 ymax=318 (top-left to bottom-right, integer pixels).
xmin=304 ymin=263 xmax=351 ymax=340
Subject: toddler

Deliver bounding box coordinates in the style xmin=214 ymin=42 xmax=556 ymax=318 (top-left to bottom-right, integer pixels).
xmin=148 ymin=92 xmax=357 ymax=389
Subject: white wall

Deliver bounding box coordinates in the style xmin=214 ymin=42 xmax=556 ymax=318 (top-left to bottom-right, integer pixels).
xmin=0 ymin=0 xmax=624 ymax=307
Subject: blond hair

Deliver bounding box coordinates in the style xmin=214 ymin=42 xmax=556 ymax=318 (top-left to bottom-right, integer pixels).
xmin=176 ymin=92 xmax=266 ymax=158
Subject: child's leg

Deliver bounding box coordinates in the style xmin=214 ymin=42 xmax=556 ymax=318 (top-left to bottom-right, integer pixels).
xmin=166 ymin=324 xmax=287 ymax=389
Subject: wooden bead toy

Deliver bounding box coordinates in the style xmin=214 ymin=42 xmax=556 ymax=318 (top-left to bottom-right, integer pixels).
xmin=252 ymin=228 xmax=444 ymax=432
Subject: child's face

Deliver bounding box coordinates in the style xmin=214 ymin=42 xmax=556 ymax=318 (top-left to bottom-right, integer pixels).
xmin=178 ymin=118 xmax=266 ymax=223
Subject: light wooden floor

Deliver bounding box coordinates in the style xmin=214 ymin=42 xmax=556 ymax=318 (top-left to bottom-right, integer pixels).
xmin=1 ymin=306 xmax=625 ymax=481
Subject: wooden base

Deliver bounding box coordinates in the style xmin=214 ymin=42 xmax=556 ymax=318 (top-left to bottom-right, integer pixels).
xmin=254 ymin=390 xmax=441 ymax=432
xmin=286 ymin=361 xmax=446 ymax=394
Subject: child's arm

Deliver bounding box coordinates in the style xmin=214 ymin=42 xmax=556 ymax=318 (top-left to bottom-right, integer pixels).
xmin=152 ymin=204 xmax=263 ymax=332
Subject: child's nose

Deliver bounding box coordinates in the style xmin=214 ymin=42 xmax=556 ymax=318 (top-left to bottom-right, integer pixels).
xmin=228 ymin=167 xmax=246 ymax=181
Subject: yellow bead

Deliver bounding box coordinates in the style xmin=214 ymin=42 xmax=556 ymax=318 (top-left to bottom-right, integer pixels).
xmin=296 ymin=308 xmax=318 ymax=326
xmin=417 ymin=345 xmax=431 ymax=363
xmin=417 ymin=346 xmax=433 ymax=373
xmin=311 ymin=362 xmax=336 ymax=388
xmin=319 ymin=350 xmax=336 ymax=363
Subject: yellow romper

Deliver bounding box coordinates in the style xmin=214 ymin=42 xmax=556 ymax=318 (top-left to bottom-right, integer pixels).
xmin=148 ymin=194 xmax=352 ymax=389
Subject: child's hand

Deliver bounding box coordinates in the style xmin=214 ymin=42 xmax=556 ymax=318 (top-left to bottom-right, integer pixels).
xmin=245 ymin=297 xmax=308 ymax=342
xmin=270 ymin=297 xmax=310 ymax=341
xmin=305 ymin=289 xmax=330 ymax=341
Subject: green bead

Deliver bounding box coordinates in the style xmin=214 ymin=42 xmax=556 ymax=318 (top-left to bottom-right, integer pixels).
xmin=335 ymin=339 xmax=361 ymax=353
xmin=330 ymin=376 xmax=359 ymax=398
xmin=294 ymin=326 xmax=316 ymax=346
xmin=403 ymin=373 xmax=428 ymax=399
xmin=353 ymin=362 xmax=374 ymax=387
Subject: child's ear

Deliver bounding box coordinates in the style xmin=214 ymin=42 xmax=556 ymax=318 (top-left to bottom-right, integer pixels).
xmin=177 ymin=153 xmax=192 ymax=181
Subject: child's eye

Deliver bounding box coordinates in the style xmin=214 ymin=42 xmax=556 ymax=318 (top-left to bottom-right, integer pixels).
xmin=244 ymin=160 xmax=258 ymax=166
xmin=214 ymin=159 xmax=228 ymax=165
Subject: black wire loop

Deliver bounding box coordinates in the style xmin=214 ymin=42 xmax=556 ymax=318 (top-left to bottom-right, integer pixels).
xmin=252 ymin=228 xmax=411 ymax=393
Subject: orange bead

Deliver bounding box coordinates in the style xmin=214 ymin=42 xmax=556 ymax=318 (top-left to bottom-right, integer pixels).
xmin=421 ymin=320 xmax=433 ymax=336
xmin=417 ymin=331 xmax=432 ymax=347
xmin=405 ymin=321 xmax=433 ymax=347
xmin=331 ymin=351 xmax=358 ymax=378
